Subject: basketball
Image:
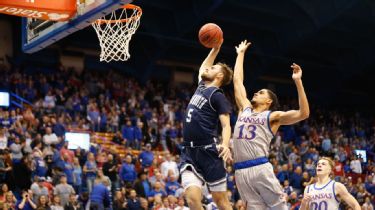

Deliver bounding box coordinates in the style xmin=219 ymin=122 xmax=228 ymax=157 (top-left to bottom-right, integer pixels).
xmin=198 ymin=23 xmax=223 ymax=48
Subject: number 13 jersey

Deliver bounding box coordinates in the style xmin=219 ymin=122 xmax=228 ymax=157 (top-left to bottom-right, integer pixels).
xmin=232 ymin=108 xmax=274 ymax=162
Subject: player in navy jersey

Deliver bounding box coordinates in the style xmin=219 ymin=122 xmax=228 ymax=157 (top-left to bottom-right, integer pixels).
xmin=300 ymin=157 xmax=360 ymax=210
xmin=180 ymin=40 xmax=233 ymax=210
xmin=232 ymin=40 xmax=309 ymax=210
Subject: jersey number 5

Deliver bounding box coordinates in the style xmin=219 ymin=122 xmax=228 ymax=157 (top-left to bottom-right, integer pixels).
xmin=186 ymin=108 xmax=193 ymax=122
xmin=237 ymin=124 xmax=257 ymax=140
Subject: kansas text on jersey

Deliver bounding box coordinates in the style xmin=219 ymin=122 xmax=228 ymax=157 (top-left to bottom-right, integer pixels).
xmin=306 ymin=179 xmax=340 ymax=210
xmin=233 ymin=108 xmax=274 ymax=162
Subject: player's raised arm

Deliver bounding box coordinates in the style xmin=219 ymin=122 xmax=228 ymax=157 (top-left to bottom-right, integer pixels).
xmin=335 ymin=182 xmax=361 ymax=210
xmin=270 ymin=63 xmax=309 ymax=125
xmin=198 ymin=40 xmax=223 ymax=83
xmin=233 ymin=40 xmax=252 ymax=111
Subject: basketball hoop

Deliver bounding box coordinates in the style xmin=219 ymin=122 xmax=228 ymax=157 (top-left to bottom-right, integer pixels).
xmin=92 ymin=4 xmax=142 ymax=62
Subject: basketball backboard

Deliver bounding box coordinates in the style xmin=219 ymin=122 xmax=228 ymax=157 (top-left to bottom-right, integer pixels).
xmin=22 ymin=0 xmax=132 ymax=53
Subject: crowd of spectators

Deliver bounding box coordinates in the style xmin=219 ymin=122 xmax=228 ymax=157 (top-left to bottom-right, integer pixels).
xmin=0 ymin=64 xmax=374 ymax=210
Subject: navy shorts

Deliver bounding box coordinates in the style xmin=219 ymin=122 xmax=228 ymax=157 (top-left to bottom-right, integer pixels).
xmin=179 ymin=143 xmax=226 ymax=186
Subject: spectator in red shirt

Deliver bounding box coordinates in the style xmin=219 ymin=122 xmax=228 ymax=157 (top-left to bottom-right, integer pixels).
xmin=334 ymin=157 xmax=345 ymax=179
xmin=60 ymin=141 xmax=74 ymax=163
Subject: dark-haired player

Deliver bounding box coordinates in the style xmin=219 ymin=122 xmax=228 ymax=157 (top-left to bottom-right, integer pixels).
xmin=232 ymin=40 xmax=309 ymax=210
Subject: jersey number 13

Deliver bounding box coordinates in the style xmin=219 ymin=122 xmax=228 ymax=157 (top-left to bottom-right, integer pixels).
xmin=237 ymin=124 xmax=257 ymax=140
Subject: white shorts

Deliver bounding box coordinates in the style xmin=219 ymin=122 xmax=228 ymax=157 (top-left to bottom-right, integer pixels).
xmin=181 ymin=170 xmax=227 ymax=192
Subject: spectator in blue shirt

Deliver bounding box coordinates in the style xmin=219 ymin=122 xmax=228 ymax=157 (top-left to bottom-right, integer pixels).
xmin=148 ymin=181 xmax=167 ymax=203
xmin=83 ymin=152 xmax=97 ymax=193
xmin=51 ymin=117 xmax=65 ymax=137
xmin=53 ymin=154 xmax=65 ymax=171
xmin=276 ymin=164 xmax=290 ymax=184
xmin=134 ymin=122 xmax=144 ymax=150
xmin=165 ymin=174 xmax=181 ymax=196
xmin=343 ymin=160 xmax=352 ymax=174
xmin=139 ymin=143 xmax=154 ymax=169
xmin=33 ymin=155 xmax=47 ymax=178
xmin=72 ymin=157 xmax=82 ymax=194
xmin=119 ymin=155 xmax=137 ymax=186
xmin=89 ymin=179 xmax=110 ymax=209
xmin=338 ymin=146 xmax=347 ymax=162
xmin=365 ymin=174 xmax=375 ymax=195
xmin=289 ymin=166 xmax=303 ymax=195
xmin=303 ymin=147 xmax=317 ymax=163
xmin=16 ymin=190 xmax=37 ymax=210
xmin=322 ymin=134 xmax=332 ymax=155
xmin=122 ymin=120 xmax=136 ymax=149
xmin=170 ymin=125 xmax=178 ymax=140
xmin=87 ymin=104 xmax=100 ymax=132
xmin=62 ymin=154 xmax=74 ymax=185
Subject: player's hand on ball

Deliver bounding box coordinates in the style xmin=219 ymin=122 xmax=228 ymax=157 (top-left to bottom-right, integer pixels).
xmin=235 ymin=40 xmax=251 ymax=54
xmin=217 ymin=144 xmax=233 ymax=162
xmin=214 ymin=38 xmax=224 ymax=49
xmin=291 ymin=63 xmax=302 ymax=80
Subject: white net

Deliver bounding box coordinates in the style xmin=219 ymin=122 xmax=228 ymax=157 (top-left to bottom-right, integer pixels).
xmin=92 ymin=4 xmax=142 ymax=62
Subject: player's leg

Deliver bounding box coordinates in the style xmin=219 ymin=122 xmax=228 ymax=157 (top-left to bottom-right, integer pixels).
xmin=181 ymin=170 xmax=204 ymax=210
xmin=185 ymin=186 xmax=204 ymax=210
xmin=235 ymin=168 xmax=267 ymax=210
xmin=211 ymin=187 xmax=232 ymax=210
xmin=202 ymin=145 xmax=232 ymax=210
xmin=254 ymin=163 xmax=288 ymax=209
xmin=180 ymin=147 xmax=205 ymax=210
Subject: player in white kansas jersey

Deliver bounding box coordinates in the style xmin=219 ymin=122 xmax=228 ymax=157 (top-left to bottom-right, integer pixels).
xmin=232 ymin=40 xmax=309 ymax=210
xmin=300 ymin=157 xmax=360 ymax=210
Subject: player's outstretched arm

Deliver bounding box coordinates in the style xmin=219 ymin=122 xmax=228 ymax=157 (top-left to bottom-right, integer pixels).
xmin=198 ymin=39 xmax=223 ymax=83
xmin=270 ymin=63 xmax=309 ymax=125
xmin=233 ymin=40 xmax=252 ymax=111
xmin=335 ymin=182 xmax=361 ymax=210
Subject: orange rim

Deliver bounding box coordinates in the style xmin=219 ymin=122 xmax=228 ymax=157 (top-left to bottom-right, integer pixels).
xmin=95 ymin=4 xmax=142 ymax=24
